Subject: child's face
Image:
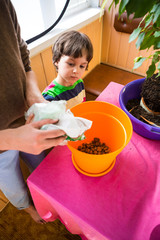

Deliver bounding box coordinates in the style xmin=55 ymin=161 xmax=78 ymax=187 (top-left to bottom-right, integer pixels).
xmin=55 ymin=54 xmax=88 ymax=86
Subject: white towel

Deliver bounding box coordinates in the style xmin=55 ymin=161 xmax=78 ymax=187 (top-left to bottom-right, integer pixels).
xmin=25 ymin=100 xmax=92 ymax=141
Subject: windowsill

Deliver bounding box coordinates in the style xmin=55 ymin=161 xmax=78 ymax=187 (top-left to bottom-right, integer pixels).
xmin=28 ymin=7 xmax=102 ymax=57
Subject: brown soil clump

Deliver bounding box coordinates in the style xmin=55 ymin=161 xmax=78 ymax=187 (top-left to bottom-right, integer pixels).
xmin=126 ymin=74 xmax=160 ymax=127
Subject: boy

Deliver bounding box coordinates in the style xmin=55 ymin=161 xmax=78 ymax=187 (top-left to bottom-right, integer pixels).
xmin=42 ymin=30 xmax=93 ymax=109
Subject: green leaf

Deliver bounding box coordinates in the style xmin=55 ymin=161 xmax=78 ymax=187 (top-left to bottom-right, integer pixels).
xmin=114 ymin=0 xmax=119 ymax=5
xmin=129 ymin=27 xmax=142 ymax=43
xmin=140 ymin=35 xmax=156 ymax=50
xmin=136 ymin=32 xmax=145 ymax=49
xmin=101 ymin=0 xmax=108 ymax=10
xmin=144 ymin=14 xmax=153 ymax=28
xmin=154 ymin=31 xmax=160 ymax=38
xmin=155 ymin=51 xmax=160 ymax=55
xmin=109 ymin=0 xmax=115 ymax=11
xmin=157 ymin=15 xmax=160 ymax=27
xmin=146 ymin=63 xmax=156 ymax=78
xmin=158 ymin=62 xmax=160 ymax=71
xmin=152 ymin=52 xmax=160 ymax=64
xmin=100 ymin=0 xmax=108 ymax=18
xmin=133 ymin=57 xmax=146 ymax=69
xmin=154 ymin=39 xmax=160 ymax=49
xmin=153 ymin=3 xmax=160 ymax=23
xmin=150 ymin=3 xmax=159 ymax=13
xmin=119 ymin=0 xmax=129 ymax=15
xmin=126 ymin=0 xmax=155 ymax=18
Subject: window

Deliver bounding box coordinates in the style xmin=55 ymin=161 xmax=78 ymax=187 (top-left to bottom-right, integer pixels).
xmin=11 ymin=0 xmax=98 ymax=42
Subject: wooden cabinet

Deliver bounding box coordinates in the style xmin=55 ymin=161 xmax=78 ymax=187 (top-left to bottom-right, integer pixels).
xmin=30 ymin=54 xmax=48 ymax=92
xmin=79 ymin=19 xmax=102 ymax=78
xmin=40 ymin=47 xmax=57 ymax=85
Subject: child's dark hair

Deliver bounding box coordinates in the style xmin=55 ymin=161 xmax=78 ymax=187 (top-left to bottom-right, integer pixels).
xmin=52 ymin=30 xmax=93 ymax=70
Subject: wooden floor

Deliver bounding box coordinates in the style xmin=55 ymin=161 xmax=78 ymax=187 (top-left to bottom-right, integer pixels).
xmin=84 ymin=63 xmax=144 ymax=100
xmin=0 ymin=190 xmax=9 ymax=212
xmin=0 ymin=203 xmax=81 ymax=240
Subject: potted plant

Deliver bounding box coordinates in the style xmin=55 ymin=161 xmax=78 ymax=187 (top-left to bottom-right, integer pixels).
xmin=101 ymin=0 xmax=160 ymax=139
xmin=101 ymin=0 xmax=160 ymax=78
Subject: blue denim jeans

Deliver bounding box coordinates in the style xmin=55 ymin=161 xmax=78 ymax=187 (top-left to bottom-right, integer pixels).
xmin=0 ymin=150 xmax=45 ymax=209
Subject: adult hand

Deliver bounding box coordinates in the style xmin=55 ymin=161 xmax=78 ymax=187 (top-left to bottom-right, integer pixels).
xmin=25 ymin=113 xmax=35 ymax=124
xmin=0 ymin=119 xmax=66 ymax=154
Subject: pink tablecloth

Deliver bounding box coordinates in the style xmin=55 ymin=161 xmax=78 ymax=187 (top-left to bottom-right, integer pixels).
xmin=27 ymin=82 xmax=160 ymax=240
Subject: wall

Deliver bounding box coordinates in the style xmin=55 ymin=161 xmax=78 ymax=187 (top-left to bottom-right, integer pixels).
xmin=30 ymin=3 xmax=156 ymax=91
xmin=30 ymin=19 xmax=102 ymax=92
xmin=101 ymin=0 xmax=153 ymax=76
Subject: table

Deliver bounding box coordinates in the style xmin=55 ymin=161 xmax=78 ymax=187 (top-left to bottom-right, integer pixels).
xmin=27 ymin=82 xmax=160 ymax=240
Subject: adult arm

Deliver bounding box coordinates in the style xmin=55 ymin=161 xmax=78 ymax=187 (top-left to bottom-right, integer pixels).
xmin=0 ymin=119 xmax=66 ymax=154
xmin=9 ymin=0 xmax=47 ymax=107
xmin=25 ymin=70 xmax=48 ymax=107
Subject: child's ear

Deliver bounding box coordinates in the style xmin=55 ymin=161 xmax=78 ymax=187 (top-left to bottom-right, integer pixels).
xmin=54 ymin=62 xmax=59 ymax=70
xmin=53 ymin=61 xmax=58 ymax=72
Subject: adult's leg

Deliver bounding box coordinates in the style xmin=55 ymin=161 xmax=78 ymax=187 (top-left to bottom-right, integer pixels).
xmin=0 ymin=150 xmax=45 ymax=223
xmin=20 ymin=151 xmax=46 ymax=172
xmin=0 ymin=150 xmax=30 ymax=209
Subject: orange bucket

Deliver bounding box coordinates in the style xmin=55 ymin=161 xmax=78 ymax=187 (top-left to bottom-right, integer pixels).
xmin=67 ymin=101 xmax=132 ymax=175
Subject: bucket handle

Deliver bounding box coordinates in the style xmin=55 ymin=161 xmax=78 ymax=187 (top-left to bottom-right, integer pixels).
xmin=144 ymin=124 xmax=160 ymax=134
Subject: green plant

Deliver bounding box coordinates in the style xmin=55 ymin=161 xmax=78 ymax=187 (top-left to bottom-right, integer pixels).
xmin=101 ymin=0 xmax=160 ymax=77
